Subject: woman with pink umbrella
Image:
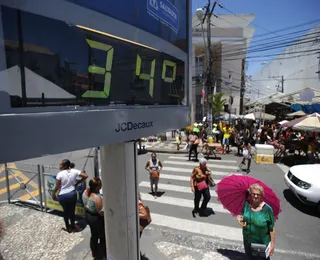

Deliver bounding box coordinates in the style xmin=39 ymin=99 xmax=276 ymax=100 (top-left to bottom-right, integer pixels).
xmin=217 ymin=175 xmax=281 ymax=259
xmin=237 ymin=184 xmax=275 ymax=259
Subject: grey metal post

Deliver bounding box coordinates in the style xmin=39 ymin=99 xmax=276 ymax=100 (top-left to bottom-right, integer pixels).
xmin=94 ymin=147 xmax=99 ymax=178
xmin=5 ymin=163 xmax=11 ymax=204
xmin=37 ymin=165 xmax=43 ymax=211
xmin=41 ymin=165 xmax=47 ymax=212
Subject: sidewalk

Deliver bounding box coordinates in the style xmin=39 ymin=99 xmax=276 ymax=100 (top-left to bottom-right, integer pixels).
xmin=0 ymin=203 xmax=237 ymax=260
xmin=142 ymin=141 xmax=188 ymax=154
xmin=0 ymin=203 xmax=166 ymax=260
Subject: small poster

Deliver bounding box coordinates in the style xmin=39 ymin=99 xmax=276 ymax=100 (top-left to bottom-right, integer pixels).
xmin=44 ymin=175 xmax=85 ymax=216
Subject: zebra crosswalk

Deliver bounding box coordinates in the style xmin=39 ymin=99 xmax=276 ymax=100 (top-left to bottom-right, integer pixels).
xmin=139 ymin=154 xmax=244 ymax=242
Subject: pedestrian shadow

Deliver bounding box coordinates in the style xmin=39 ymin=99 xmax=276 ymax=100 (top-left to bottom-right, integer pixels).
xmin=140 ymin=253 xmax=150 ymax=260
xmin=205 ymin=156 xmax=222 ymax=161
xmin=48 ymin=209 xmax=89 ymax=231
xmin=148 ymin=191 xmax=165 ymax=197
xmin=283 ymin=189 xmax=319 ymax=218
xmin=216 ymin=248 xmax=247 ymax=259
xmin=199 ymin=207 xmax=215 ymax=217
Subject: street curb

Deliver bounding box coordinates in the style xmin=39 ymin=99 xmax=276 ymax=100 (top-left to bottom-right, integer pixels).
xmin=145 ymin=149 xmax=188 ymax=154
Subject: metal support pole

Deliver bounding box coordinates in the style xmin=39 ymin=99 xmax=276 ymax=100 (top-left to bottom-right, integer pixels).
xmin=41 ymin=165 xmax=48 ymax=212
xmin=93 ymin=147 xmax=99 ymax=178
xmin=37 ymin=164 xmax=43 ymax=211
xmin=281 ymin=75 xmax=284 ymax=93
xmin=5 ymin=163 xmax=11 ymax=204
xmin=204 ymin=1 xmax=217 ymax=133
xmin=240 ymin=59 xmax=246 ymax=115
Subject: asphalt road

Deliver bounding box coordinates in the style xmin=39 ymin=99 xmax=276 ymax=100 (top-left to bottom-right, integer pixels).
xmin=137 ymin=153 xmax=320 ymax=260
xmin=1 ymin=150 xmax=319 ymax=259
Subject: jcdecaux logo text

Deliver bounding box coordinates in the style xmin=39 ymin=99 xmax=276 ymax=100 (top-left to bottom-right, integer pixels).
xmin=115 ymin=121 xmax=154 ymax=132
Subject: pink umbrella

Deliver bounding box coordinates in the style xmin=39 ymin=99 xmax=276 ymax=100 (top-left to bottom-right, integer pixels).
xmin=217 ymin=174 xmax=282 ymax=220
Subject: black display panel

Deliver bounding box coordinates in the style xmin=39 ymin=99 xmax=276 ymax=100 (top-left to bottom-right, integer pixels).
xmin=1 ymin=7 xmax=185 ymax=108
xmin=65 ymin=0 xmax=188 ymax=53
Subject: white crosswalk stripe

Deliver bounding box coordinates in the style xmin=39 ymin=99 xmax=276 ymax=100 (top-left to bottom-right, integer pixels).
xmin=139 ymin=181 xmax=218 ymax=196
xmin=160 ymin=173 xmax=221 ymax=184
xmin=162 ymin=166 xmax=233 ymax=176
xmin=140 ymin=192 xmax=229 ymax=213
xmin=168 ymin=156 xmax=238 ymax=164
xmin=139 ymin=155 xmax=244 ymax=243
xmin=163 ymin=160 xmax=238 ymax=170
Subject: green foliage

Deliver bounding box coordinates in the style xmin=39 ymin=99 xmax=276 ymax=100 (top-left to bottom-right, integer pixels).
xmin=206 ymin=92 xmax=226 ymax=118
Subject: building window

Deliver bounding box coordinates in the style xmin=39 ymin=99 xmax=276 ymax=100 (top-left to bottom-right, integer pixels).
xmin=195 ymin=56 xmax=204 ymax=77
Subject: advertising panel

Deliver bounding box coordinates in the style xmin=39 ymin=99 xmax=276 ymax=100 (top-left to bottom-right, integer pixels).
xmin=44 ymin=174 xmax=85 ymax=216
xmin=65 ymin=0 xmax=188 ymax=52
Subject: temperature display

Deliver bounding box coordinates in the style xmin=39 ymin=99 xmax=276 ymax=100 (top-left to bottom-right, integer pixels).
xmin=1 ymin=6 xmax=185 ymax=107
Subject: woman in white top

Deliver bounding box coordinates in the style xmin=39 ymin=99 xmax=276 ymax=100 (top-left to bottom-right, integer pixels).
xmin=53 ymin=159 xmax=88 ymax=232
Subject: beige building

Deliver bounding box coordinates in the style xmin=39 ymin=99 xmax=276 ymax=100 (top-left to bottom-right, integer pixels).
xmin=192 ymin=14 xmax=255 ymax=121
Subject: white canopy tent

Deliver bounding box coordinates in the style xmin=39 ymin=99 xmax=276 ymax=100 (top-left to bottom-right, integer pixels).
xmin=278 ymin=120 xmax=289 ymax=125
xmin=287 ymin=110 xmax=307 ymax=117
xmin=246 ymin=87 xmax=320 ymax=108
xmin=243 ymin=112 xmax=275 ymax=121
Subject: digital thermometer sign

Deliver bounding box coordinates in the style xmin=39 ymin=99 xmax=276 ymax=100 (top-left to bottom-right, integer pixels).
xmin=1 ymin=7 xmax=186 ymax=107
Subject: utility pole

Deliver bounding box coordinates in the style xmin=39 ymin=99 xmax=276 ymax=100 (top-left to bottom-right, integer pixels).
xmin=203 ymin=0 xmax=217 ymax=133
xmin=269 ymin=75 xmax=284 ymax=93
xmin=228 ymin=72 xmax=233 ymax=125
xmin=239 ymin=58 xmax=246 ymax=115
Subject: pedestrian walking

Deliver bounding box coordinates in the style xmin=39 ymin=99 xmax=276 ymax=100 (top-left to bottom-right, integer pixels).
xmin=175 ymin=129 xmax=182 ymax=150
xmin=237 ymin=183 xmax=275 ymax=259
xmin=221 ymin=124 xmax=232 ymax=154
xmin=190 ymin=158 xmax=211 ymax=217
xmin=53 ymin=159 xmax=88 ymax=233
xmin=145 ymin=152 xmax=163 ymax=198
xmin=82 ymin=177 xmax=106 ymax=260
xmin=241 ymin=140 xmax=252 ymax=174
xmin=188 ymin=132 xmax=199 ymax=161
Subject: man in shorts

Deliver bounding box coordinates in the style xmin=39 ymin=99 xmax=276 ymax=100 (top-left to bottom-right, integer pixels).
xmin=222 ymin=124 xmax=232 ymax=155
xmin=145 ymin=152 xmax=163 ymax=198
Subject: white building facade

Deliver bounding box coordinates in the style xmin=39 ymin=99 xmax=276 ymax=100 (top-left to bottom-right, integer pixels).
xmin=250 ymin=25 xmax=320 ymax=100
xmin=192 ymin=14 xmax=255 ymax=121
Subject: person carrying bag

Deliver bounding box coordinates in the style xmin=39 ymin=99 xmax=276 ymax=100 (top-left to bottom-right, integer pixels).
xmin=139 ymin=195 xmax=152 ymax=237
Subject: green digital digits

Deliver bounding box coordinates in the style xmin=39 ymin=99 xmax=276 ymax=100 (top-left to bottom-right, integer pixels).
xmin=82 ymin=39 xmax=114 ymax=99
xmin=135 ymin=55 xmax=156 ymax=97
xmin=162 ymin=60 xmax=177 ymax=83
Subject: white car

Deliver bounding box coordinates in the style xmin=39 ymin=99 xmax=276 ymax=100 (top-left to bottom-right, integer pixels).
xmin=284 ymin=164 xmax=320 ymax=213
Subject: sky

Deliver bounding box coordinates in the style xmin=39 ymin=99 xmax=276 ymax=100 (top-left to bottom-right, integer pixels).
xmin=191 ymin=0 xmax=320 ymax=75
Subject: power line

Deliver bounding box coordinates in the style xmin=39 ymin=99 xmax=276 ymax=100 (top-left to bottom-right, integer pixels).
xmin=217 ymin=0 xmax=279 ymax=36
xmin=222 ymin=30 xmax=320 ymax=56
xmin=220 ymin=35 xmax=320 ymax=58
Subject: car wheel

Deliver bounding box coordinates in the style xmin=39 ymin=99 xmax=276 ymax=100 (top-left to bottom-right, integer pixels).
xmin=317 ymin=203 xmax=320 ymax=216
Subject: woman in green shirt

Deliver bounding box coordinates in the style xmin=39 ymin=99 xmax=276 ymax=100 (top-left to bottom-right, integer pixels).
xmin=237 ymin=183 xmax=276 ymax=259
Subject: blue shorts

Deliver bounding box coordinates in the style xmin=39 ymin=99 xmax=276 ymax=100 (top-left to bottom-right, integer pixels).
xmin=223 ymin=138 xmax=230 ymax=145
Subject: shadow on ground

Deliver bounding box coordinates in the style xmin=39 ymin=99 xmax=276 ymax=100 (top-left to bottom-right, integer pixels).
xmin=283 ymin=189 xmax=319 ymax=218
xmin=217 ymin=248 xmax=247 ymax=260
xmin=140 ymin=253 xmax=150 ymax=260
xmin=275 ymin=154 xmax=308 ymax=167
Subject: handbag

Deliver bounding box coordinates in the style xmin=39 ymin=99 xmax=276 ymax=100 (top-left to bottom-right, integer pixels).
xmin=207 ymin=176 xmax=216 ymax=188
xmin=251 ymin=243 xmax=267 ymax=257
xmin=197 ymin=180 xmax=208 ymax=191
xmin=151 ymin=171 xmax=159 ymax=179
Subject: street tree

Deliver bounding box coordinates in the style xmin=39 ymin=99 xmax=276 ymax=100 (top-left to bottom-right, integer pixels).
xmin=211 ymin=92 xmax=226 ymax=118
